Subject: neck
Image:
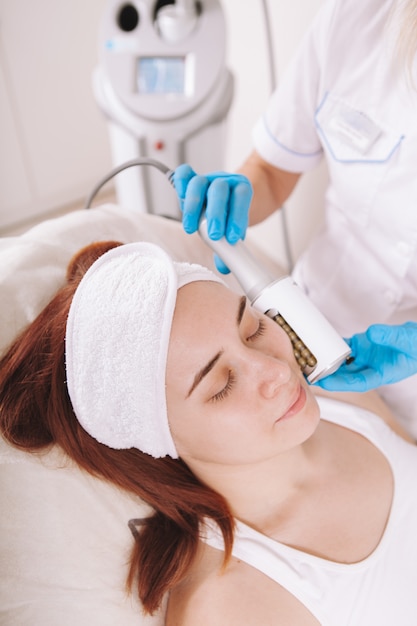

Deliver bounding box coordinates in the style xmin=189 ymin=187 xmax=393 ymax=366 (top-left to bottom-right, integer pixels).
xmin=185 ymin=423 xmax=327 ymax=533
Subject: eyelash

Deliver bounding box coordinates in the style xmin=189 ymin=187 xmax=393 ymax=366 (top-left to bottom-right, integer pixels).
xmin=210 ymin=318 xmax=266 ymax=403
xmin=210 ymin=370 xmax=236 ymax=403
xmin=247 ymin=318 xmax=267 ymax=341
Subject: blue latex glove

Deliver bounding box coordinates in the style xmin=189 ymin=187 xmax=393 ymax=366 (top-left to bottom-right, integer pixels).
xmin=315 ymin=322 xmax=417 ymax=392
xmin=173 ymin=164 xmax=253 ymax=273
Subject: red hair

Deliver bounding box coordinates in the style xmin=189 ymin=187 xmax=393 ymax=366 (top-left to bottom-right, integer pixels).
xmin=0 ymin=241 xmax=234 ymax=614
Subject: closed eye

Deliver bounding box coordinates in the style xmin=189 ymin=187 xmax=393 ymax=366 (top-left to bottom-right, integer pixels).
xmin=210 ymin=370 xmax=236 ymax=403
xmin=247 ymin=318 xmax=267 ymax=342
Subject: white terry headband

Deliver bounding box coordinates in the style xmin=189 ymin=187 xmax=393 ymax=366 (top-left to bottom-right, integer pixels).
xmin=65 ymin=242 xmax=224 ymax=459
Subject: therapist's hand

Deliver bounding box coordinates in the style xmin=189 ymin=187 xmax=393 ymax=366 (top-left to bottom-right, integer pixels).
xmin=315 ymin=322 xmax=417 ymax=392
xmin=173 ymin=164 xmax=253 ymax=272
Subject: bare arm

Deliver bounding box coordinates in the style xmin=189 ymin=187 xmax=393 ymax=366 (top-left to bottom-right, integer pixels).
xmin=238 ymin=150 xmax=301 ymax=226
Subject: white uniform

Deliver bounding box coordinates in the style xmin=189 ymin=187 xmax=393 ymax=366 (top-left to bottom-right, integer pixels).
xmin=203 ymin=396 xmax=417 ymax=625
xmin=252 ymin=0 xmax=417 ymax=434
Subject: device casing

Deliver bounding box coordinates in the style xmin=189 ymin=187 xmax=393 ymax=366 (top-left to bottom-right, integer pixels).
xmin=94 ymin=0 xmax=233 ymax=219
xmin=198 ymin=218 xmax=351 ymax=383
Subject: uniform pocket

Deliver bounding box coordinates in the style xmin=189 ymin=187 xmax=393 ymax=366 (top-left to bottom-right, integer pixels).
xmin=315 ymin=92 xmax=404 ymax=225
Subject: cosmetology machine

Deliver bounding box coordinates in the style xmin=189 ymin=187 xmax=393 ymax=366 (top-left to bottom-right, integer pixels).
xmin=85 ymin=158 xmax=352 ymax=383
xmin=94 ymin=0 xmax=233 ymax=219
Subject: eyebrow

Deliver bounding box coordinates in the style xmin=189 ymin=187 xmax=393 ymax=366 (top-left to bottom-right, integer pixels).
xmin=236 ymin=295 xmax=247 ymax=325
xmin=186 ymin=296 xmax=247 ymax=398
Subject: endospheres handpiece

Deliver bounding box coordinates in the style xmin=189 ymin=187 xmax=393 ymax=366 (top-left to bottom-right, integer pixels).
xmin=84 ymin=158 xmax=351 ymax=382
xmin=198 ymin=218 xmax=351 ymax=384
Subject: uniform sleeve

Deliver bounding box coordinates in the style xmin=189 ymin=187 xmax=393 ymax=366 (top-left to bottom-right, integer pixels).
xmin=253 ymin=0 xmax=339 ymax=172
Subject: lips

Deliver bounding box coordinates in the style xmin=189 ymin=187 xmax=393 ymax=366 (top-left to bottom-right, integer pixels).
xmin=277 ymin=384 xmax=307 ymax=422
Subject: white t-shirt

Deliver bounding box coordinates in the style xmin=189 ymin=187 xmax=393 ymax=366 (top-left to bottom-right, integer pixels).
xmin=203 ymin=396 xmax=417 ymax=625
xmin=253 ymin=0 xmax=417 ymax=428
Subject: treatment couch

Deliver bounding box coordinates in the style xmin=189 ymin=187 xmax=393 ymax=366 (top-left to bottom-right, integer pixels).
xmin=0 ymin=205 xmax=281 ymax=625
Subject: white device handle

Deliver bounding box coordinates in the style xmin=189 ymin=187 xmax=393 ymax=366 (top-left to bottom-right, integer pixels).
xmin=253 ymin=278 xmax=351 ymax=383
xmin=198 ymin=217 xmax=351 ymax=383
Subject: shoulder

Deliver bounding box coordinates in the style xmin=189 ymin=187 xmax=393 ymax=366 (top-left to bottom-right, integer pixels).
xmin=314 ymin=388 xmax=415 ymax=443
xmin=165 ymin=542 xmax=319 ymax=626
xmin=310 ymin=0 xmax=391 ymax=68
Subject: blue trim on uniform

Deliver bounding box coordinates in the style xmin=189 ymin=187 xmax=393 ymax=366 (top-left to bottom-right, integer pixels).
xmin=261 ymin=115 xmax=323 ymax=159
xmin=315 ymin=92 xmax=329 ymax=117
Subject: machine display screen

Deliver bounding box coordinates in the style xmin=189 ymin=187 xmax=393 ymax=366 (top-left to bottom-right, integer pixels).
xmin=137 ymin=57 xmax=188 ymax=94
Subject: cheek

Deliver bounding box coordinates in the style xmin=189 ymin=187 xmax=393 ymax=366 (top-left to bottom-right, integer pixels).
xmin=166 ymin=396 xmax=244 ymax=463
xmin=168 ymin=409 xmax=210 ymax=460
xmin=165 ymin=379 xmax=208 ymax=457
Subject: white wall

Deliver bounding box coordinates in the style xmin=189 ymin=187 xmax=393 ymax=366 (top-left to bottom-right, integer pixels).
xmin=0 ymin=0 xmax=112 ymax=231
xmin=0 ymin=0 xmax=326 ymax=266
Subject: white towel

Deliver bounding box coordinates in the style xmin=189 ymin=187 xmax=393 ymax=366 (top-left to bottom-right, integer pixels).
xmin=65 ymin=242 xmax=223 ymax=458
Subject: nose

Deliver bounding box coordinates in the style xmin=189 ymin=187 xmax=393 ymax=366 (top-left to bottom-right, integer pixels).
xmin=256 ymin=355 xmax=292 ymax=399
